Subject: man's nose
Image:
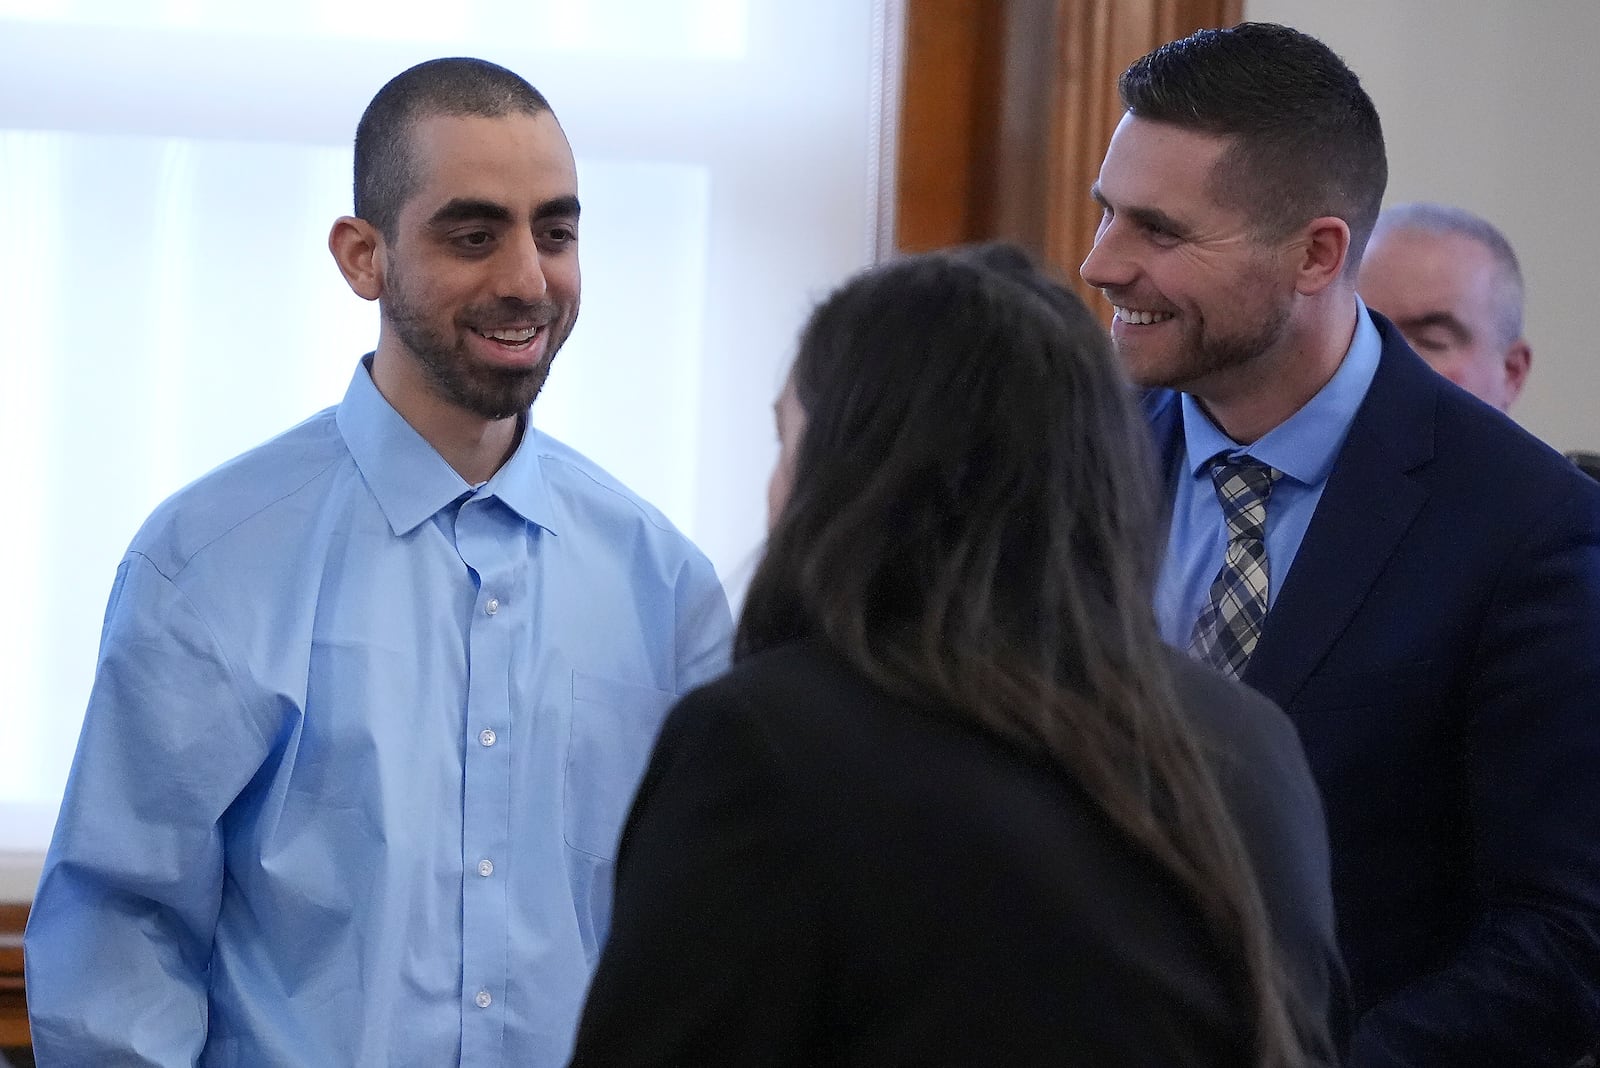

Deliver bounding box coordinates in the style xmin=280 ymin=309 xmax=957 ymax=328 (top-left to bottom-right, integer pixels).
xmin=1079 ymin=221 xmax=1135 ymax=291
xmin=498 ymin=231 xmax=548 ymax=303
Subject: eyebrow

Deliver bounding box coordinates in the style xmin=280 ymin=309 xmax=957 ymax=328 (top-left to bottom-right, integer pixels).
xmin=426 ymin=198 xmax=511 ymax=228
xmin=1394 ymin=311 xmax=1473 ymax=345
xmin=534 ymin=194 xmax=581 ymax=223
xmin=425 ymin=194 xmax=581 ymax=228
xmin=1089 ymin=184 xmax=1187 ymax=236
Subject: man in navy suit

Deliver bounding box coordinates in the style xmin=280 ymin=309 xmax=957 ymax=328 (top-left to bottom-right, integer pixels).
xmin=1080 ymin=22 xmax=1600 ymax=1067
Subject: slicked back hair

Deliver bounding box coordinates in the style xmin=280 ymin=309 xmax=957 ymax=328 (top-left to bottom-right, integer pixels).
xmin=740 ymin=243 xmax=1317 ymax=1068
xmin=353 ymin=57 xmax=552 ymax=240
xmin=1372 ymin=202 xmax=1526 ymax=345
xmin=1120 ymin=22 xmax=1387 ymax=275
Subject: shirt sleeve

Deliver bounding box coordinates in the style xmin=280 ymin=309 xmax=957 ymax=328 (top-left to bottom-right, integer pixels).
xmin=566 ymin=683 xmax=823 ymax=1067
xmin=671 ymin=548 xmax=734 ymax=693
xmin=25 ymin=552 xmax=276 ymax=1067
xmin=1349 ymin=483 xmax=1600 ymax=1067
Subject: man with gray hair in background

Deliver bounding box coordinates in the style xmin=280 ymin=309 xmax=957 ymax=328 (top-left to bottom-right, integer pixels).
xmin=1357 ymin=202 xmax=1532 ymax=411
xmin=1361 ymin=204 xmax=1600 ymax=483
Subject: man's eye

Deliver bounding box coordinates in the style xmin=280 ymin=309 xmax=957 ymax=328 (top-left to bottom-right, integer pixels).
xmin=457 ymin=231 xmax=492 ymax=248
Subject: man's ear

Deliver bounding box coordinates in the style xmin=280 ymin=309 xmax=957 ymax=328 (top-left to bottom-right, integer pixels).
xmin=1503 ymin=338 xmax=1532 ymax=405
xmin=329 ymin=216 xmax=384 ymax=302
xmin=1291 ymin=215 xmax=1351 ymax=296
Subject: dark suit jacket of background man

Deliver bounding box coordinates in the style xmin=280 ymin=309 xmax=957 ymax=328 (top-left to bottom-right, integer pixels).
xmin=1146 ymin=311 xmax=1600 ymax=1067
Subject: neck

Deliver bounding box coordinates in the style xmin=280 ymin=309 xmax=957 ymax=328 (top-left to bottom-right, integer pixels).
xmin=368 ymin=347 xmax=524 ymax=484
xmin=1194 ymin=291 xmax=1359 ymax=445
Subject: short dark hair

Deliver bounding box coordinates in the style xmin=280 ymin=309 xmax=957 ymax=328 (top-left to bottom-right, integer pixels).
xmin=1120 ymin=22 xmax=1387 ymax=272
xmin=353 ymin=57 xmax=552 ymax=240
xmin=741 ymin=243 xmax=1313 ymax=1067
xmin=1373 ymin=202 xmax=1526 ymax=344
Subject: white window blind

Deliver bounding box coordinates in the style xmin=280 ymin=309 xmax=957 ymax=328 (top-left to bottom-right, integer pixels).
xmin=0 ymin=0 xmax=901 ymax=896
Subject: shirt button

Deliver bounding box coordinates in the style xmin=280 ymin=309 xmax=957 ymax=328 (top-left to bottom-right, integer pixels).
xmin=479 ymin=728 xmax=497 ymax=747
xmin=477 ymin=858 xmax=494 ymax=877
xmin=485 ymin=597 xmax=499 ymax=616
xmin=475 ymin=989 xmax=492 ymax=1009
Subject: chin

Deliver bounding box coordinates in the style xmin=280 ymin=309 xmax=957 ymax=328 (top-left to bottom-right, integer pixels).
xmin=1115 ymin=351 xmax=1176 ymax=391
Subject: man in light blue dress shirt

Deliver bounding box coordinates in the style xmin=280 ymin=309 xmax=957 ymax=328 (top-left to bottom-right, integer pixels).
xmin=24 ymin=58 xmax=733 ymax=1066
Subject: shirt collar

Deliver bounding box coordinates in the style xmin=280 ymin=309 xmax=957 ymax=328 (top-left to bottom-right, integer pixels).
xmin=1179 ymin=297 xmax=1383 ymax=486
xmin=336 ymin=357 xmax=557 ymax=537
xmin=481 ymin=420 xmax=556 ymax=535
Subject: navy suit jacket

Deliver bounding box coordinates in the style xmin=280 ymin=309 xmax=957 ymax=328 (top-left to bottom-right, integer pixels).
xmin=1148 ymin=312 xmax=1600 ymax=1066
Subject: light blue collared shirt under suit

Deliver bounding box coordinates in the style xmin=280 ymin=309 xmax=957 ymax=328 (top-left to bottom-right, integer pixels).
xmin=26 ymin=358 xmax=733 ymax=1066
xmin=1156 ymin=300 xmax=1383 ymax=647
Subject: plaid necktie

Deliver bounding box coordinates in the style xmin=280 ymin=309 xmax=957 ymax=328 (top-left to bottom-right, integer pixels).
xmin=1189 ymin=456 xmax=1283 ymax=678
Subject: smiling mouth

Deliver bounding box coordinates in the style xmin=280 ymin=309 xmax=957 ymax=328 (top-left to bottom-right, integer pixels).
xmin=474 ymin=325 xmax=545 ymax=349
xmin=1113 ymin=306 xmax=1176 ymax=325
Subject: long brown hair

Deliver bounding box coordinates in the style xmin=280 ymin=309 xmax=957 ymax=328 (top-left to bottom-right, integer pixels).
xmin=739 ymin=244 xmax=1312 ymax=1066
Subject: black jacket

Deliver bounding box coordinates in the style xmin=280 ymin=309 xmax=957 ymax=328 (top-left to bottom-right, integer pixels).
xmin=568 ymin=636 xmax=1342 ymax=1067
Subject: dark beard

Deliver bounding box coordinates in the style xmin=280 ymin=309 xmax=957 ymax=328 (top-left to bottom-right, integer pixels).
xmin=383 ymin=270 xmax=567 ymax=421
xmin=393 ymin=309 xmax=552 ymax=420
xmin=1162 ymin=297 xmax=1291 ymax=394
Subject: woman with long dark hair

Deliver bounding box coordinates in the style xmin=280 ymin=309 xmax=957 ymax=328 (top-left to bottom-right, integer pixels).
xmin=568 ymin=245 xmax=1342 ymax=1067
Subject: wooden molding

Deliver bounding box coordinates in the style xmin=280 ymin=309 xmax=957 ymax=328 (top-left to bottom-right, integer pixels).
xmin=894 ymin=0 xmax=1003 ymax=253
xmin=0 ymin=902 xmax=27 ymax=1048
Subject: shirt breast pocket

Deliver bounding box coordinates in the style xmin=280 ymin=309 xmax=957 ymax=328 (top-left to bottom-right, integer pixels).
xmin=563 ymin=671 xmax=676 ymax=861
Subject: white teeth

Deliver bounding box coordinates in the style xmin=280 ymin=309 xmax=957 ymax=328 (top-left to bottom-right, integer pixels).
xmin=480 ymin=327 xmax=540 ymax=342
xmin=1114 ymin=307 xmax=1174 ymax=326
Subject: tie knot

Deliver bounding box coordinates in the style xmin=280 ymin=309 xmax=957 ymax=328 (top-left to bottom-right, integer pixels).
xmin=1208 ymin=456 xmax=1281 ymax=539
xmin=1209 ymin=455 xmax=1280 ymax=498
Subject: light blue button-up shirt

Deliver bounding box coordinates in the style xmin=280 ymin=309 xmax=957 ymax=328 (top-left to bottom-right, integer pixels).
xmin=26 ymin=358 xmax=733 ymax=1067
xmin=1156 ymin=301 xmax=1383 ymax=648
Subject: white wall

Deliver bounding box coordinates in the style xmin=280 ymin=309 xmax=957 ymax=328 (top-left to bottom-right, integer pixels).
xmin=1245 ymin=0 xmax=1600 ymax=453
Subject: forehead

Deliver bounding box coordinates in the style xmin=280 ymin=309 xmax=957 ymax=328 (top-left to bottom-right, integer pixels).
xmin=1096 ymin=114 xmax=1234 ymax=215
xmin=402 ymin=110 xmax=577 ymax=218
xmin=1361 ymin=228 xmax=1499 ymax=305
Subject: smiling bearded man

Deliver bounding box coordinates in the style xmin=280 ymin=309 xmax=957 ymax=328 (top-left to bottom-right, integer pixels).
xmin=1080 ymin=23 xmax=1600 ymax=1068
xmin=25 ymin=57 xmax=732 ymax=1068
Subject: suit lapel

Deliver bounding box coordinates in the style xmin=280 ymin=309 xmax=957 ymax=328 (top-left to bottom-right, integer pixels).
xmin=1143 ymin=387 xmax=1185 ymax=486
xmin=1241 ymin=321 xmax=1437 ymax=709
xmin=1143 ymin=389 xmax=1185 ymax=541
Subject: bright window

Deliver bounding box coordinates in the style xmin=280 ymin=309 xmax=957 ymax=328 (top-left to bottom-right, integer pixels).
xmin=0 ymin=0 xmax=900 ymax=894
